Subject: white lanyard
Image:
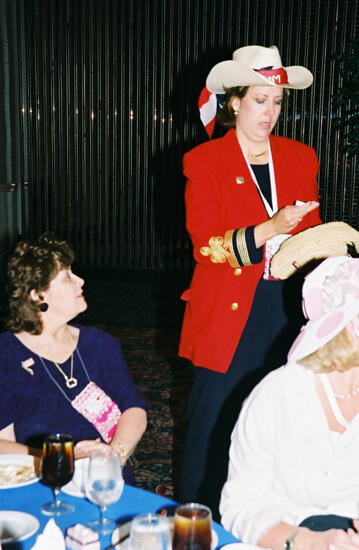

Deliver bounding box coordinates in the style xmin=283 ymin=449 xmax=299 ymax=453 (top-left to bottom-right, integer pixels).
xmin=243 ymin=140 xmax=278 ymax=217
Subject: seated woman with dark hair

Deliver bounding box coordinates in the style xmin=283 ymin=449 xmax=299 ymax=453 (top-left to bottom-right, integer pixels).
xmin=220 ymin=256 xmax=359 ymax=550
xmin=0 ymin=233 xmax=147 ymax=484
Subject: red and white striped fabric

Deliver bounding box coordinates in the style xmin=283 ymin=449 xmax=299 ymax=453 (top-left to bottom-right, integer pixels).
xmin=198 ymin=86 xmax=217 ymax=138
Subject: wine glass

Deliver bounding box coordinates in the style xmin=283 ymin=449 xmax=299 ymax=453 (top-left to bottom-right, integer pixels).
xmin=85 ymin=446 xmax=124 ymax=534
xmin=41 ymin=433 xmax=75 ymax=516
xmin=129 ymin=514 xmax=171 ymax=550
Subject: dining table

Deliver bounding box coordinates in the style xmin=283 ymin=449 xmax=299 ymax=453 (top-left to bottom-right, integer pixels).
xmin=0 ymin=479 xmax=240 ymax=549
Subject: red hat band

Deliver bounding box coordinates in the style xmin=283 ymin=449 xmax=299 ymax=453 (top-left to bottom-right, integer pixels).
xmin=256 ymin=67 xmax=289 ymax=85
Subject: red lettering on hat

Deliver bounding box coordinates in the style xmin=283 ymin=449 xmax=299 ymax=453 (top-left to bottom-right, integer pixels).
xmin=257 ymin=67 xmax=289 ymax=85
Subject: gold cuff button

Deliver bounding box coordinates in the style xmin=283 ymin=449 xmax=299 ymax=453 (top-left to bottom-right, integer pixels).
xmin=231 ymin=302 xmax=239 ymax=311
xmin=234 ymin=268 xmax=242 ymax=276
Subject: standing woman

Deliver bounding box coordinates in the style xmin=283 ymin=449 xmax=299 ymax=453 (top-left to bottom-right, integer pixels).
xmin=178 ymin=45 xmax=322 ymax=516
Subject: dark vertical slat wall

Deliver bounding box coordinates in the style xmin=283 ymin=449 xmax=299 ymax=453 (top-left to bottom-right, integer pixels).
xmin=8 ymin=0 xmax=359 ymax=268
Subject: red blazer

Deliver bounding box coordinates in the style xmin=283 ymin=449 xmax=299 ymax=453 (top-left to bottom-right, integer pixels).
xmin=179 ymin=129 xmax=322 ymax=373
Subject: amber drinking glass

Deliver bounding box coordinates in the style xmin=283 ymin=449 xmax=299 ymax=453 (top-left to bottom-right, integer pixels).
xmin=41 ymin=433 xmax=75 ymax=516
xmin=172 ymin=503 xmax=212 ymax=550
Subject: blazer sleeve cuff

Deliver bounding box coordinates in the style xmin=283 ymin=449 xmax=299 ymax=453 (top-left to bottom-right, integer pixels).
xmin=225 ymin=226 xmax=263 ymax=267
xmin=199 ymin=226 xmax=263 ymax=268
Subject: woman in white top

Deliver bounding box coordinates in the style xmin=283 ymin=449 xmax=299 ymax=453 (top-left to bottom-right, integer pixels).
xmin=220 ymin=255 xmax=359 ymax=550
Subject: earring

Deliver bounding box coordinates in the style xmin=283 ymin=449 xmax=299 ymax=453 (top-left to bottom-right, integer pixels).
xmin=233 ymin=107 xmax=239 ymax=116
xmin=39 ymin=302 xmax=49 ymax=312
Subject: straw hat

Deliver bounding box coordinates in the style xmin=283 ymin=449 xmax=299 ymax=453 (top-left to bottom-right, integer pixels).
xmin=288 ymin=256 xmax=359 ymax=362
xmin=206 ymin=45 xmax=313 ymax=94
xmin=270 ymin=222 xmax=359 ymax=280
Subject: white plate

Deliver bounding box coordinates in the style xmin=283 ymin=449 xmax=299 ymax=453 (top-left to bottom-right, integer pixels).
xmin=0 ymin=454 xmax=38 ymax=489
xmin=0 ymin=511 xmax=39 ymax=544
xmin=111 ymin=520 xmax=218 ymax=549
xmin=61 ymin=479 xmax=83 ymax=497
xmin=62 ymin=457 xmax=89 ymax=497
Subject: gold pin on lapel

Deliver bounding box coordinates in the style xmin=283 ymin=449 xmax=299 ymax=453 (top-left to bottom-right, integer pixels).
xmin=235 ymin=176 xmax=245 ymax=184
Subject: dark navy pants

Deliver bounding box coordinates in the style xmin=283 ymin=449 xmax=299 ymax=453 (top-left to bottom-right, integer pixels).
xmin=179 ymin=274 xmax=305 ymax=520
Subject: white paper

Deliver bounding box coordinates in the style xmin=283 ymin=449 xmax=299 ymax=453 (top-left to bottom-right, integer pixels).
xmin=30 ymin=519 xmax=65 ymax=550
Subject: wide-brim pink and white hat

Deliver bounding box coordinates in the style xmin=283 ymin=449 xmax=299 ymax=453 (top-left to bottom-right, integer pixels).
xmin=288 ymin=256 xmax=359 ymax=362
xmin=206 ymin=45 xmax=313 ymax=94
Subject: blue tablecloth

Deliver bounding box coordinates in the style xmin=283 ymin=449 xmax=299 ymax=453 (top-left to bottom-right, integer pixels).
xmin=0 ymin=481 xmax=239 ymax=549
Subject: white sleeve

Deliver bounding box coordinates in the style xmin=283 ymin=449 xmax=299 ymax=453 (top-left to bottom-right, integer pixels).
xmin=219 ymin=378 xmax=295 ymax=545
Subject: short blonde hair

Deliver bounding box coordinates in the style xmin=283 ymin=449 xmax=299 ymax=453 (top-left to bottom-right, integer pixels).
xmin=298 ymin=321 xmax=359 ymax=373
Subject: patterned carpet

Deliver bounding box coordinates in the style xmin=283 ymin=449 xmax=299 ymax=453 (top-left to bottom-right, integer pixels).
xmin=73 ymin=270 xmax=193 ymax=498
xmin=73 ymin=272 xmax=192 ymax=499
xmin=105 ymin=326 xmax=193 ymax=500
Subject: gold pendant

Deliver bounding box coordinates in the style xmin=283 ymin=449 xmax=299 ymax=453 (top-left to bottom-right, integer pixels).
xmin=66 ymin=377 xmax=78 ymax=388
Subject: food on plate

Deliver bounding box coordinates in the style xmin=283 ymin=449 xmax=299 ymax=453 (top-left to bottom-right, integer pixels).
xmin=0 ymin=463 xmax=36 ymax=485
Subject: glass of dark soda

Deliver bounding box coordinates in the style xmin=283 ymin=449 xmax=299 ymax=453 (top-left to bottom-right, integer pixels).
xmin=172 ymin=503 xmax=212 ymax=550
xmin=41 ymin=433 xmax=75 ymax=516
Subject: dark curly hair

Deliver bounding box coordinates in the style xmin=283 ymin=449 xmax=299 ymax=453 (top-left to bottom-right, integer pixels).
xmin=215 ymin=86 xmax=250 ymax=128
xmin=6 ymin=232 xmax=74 ymax=334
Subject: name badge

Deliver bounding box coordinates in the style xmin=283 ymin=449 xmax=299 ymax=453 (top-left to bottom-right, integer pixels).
xmin=71 ymin=381 xmax=121 ymax=443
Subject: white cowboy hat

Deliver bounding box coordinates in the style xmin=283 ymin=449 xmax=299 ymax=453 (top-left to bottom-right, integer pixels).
xmin=206 ymin=45 xmax=313 ymax=93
